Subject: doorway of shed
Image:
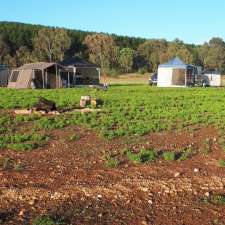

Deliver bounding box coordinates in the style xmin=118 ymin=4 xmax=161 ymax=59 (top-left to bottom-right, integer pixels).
xmin=172 ymin=69 xmax=186 ymax=85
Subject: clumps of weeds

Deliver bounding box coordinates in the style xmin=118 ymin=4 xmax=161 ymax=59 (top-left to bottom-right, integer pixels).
xmin=105 ymin=155 xmax=119 ymax=168
xmin=163 ymin=151 xmax=176 ymax=161
xmin=0 ymin=157 xmax=24 ymax=171
xmin=0 ymin=133 xmax=49 ymax=151
xmin=125 ymin=148 xmax=157 ymax=164
xmin=218 ymin=136 xmax=225 ymax=152
xmin=68 ymin=134 xmax=80 ymax=142
xmin=178 ymin=146 xmax=196 ymax=161
xmin=200 ymin=138 xmax=212 ymax=155
xmin=32 ymin=215 xmax=65 ymax=225
xmin=218 ymin=159 xmax=225 ymax=167
xmin=203 ymin=194 xmax=225 ymax=206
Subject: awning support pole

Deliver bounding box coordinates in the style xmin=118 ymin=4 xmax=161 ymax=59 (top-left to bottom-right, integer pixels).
xmin=185 ymin=68 xmax=187 ymax=87
xmin=73 ymin=67 xmax=76 ymax=86
xmin=55 ymin=64 xmax=58 ymax=88
xmin=68 ymin=71 xmax=70 ymax=88
xmin=58 ymin=69 xmax=61 ymax=88
xmin=42 ymin=69 xmax=44 ymax=88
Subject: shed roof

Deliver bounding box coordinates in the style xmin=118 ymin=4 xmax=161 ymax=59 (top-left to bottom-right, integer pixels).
xmin=17 ymin=62 xmax=57 ymax=70
xmin=159 ymin=57 xmax=189 ymax=69
xmin=61 ymin=56 xmax=98 ymax=68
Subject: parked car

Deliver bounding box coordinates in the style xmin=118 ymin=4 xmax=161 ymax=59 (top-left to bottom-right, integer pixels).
xmin=149 ymin=73 xmax=157 ymax=85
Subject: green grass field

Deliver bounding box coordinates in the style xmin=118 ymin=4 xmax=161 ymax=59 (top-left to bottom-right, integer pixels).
xmin=1 ymin=85 xmax=225 ymax=150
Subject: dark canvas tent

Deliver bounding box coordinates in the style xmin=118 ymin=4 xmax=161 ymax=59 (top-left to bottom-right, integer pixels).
xmin=8 ymin=62 xmax=62 ymax=89
xmin=157 ymin=57 xmax=196 ymax=87
xmin=0 ymin=65 xmax=9 ymax=87
xmin=60 ymin=57 xmax=100 ymax=86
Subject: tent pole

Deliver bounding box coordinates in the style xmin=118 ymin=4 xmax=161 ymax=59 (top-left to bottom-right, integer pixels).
xmin=68 ymin=71 xmax=70 ymax=88
xmin=59 ymin=69 xmax=61 ymax=88
xmin=185 ymin=68 xmax=187 ymax=87
xmin=98 ymin=68 xmax=101 ymax=84
xmin=42 ymin=69 xmax=44 ymax=89
xmin=73 ymin=67 xmax=76 ymax=86
xmin=45 ymin=70 xmax=48 ymax=88
xmin=55 ymin=64 xmax=58 ymax=88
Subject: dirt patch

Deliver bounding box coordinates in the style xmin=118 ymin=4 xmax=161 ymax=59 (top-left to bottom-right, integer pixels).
xmin=0 ymin=126 xmax=225 ymax=224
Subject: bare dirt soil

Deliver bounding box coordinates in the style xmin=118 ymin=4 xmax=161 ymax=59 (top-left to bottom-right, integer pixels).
xmin=1 ymin=126 xmax=225 ymax=225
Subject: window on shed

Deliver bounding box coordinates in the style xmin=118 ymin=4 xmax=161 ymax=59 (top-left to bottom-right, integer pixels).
xmin=10 ymin=71 xmax=19 ymax=82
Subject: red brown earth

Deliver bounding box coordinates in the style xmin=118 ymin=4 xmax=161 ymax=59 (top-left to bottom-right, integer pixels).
xmin=0 ymin=126 xmax=225 ymax=225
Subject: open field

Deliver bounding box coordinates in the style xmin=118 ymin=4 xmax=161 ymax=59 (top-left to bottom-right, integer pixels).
xmin=101 ymin=73 xmax=149 ymax=84
xmin=1 ymin=86 xmax=225 ymax=224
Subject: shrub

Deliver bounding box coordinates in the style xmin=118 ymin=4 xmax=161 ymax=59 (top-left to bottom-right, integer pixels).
xmin=163 ymin=152 xmax=176 ymax=161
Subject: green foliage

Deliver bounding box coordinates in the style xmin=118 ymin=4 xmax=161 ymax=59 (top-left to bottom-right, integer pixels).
xmin=1 ymin=21 xmax=225 ymax=73
xmin=126 ymin=148 xmax=157 ymax=163
xmin=69 ymin=134 xmax=80 ymax=141
xmin=118 ymin=48 xmax=135 ymax=72
xmin=1 ymin=86 xmax=225 ymax=142
xmin=178 ymin=148 xmax=193 ymax=161
xmin=32 ymin=216 xmax=63 ymax=225
xmin=163 ymin=152 xmax=176 ymax=161
xmin=105 ymin=156 xmax=119 ymax=168
xmin=0 ymin=132 xmax=49 ymax=151
xmin=218 ymin=159 xmax=225 ymax=167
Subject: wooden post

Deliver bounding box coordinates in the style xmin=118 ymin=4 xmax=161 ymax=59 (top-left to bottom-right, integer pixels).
xmin=185 ymin=68 xmax=187 ymax=87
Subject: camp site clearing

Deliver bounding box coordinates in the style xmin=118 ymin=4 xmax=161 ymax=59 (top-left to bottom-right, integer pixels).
xmin=1 ymin=85 xmax=225 ymax=225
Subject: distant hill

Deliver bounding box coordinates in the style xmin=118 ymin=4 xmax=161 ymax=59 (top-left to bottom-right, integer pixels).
xmin=0 ymin=21 xmax=146 ymax=55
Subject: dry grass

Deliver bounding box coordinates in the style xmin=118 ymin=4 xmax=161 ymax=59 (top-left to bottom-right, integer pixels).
xmin=101 ymin=73 xmax=149 ymax=85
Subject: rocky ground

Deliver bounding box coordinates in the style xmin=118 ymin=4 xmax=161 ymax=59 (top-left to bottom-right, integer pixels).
xmin=0 ymin=126 xmax=225 ymax=225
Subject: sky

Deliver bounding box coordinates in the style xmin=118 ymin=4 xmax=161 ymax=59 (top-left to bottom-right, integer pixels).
xmin=1 ymin=0 xmax=225 ymax=44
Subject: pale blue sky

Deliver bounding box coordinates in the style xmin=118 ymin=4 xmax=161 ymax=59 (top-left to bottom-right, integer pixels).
xmin=1 ymin=0 xmax=225 ymax=44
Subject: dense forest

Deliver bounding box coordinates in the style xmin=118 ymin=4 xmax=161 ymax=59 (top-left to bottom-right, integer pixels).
xmin=0 ymin=21 xmax=225 ymax=75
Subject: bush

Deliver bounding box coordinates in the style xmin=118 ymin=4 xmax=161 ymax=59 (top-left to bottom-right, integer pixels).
xmin=163 ymin=152 xmax=176 ymax=161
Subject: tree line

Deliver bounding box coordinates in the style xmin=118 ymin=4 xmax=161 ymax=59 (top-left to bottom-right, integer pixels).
xmin=0 ymin=21 xmax=225 ymax=75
